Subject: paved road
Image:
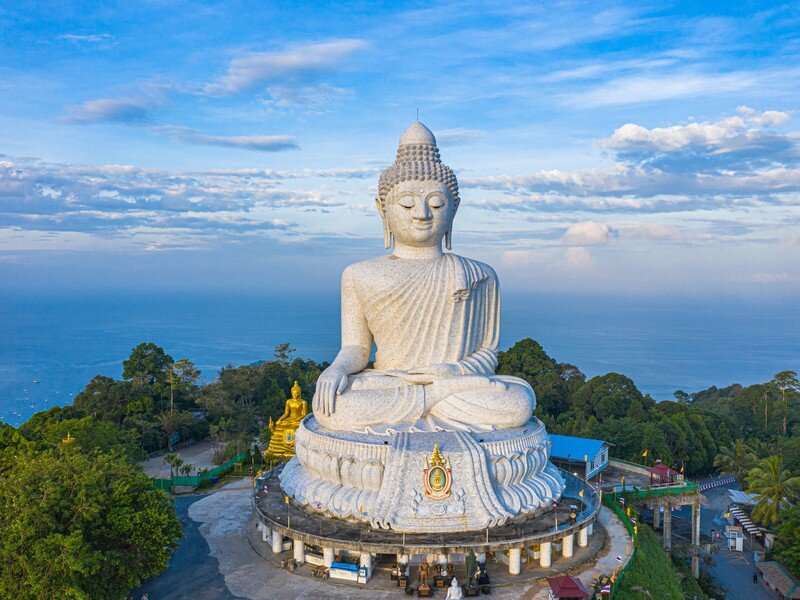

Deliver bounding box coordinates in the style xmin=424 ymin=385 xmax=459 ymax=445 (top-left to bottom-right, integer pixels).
xmin=140 ymin=441 xmax=218 ymax=479
xmin=131 ymin=495 xmax=244 ymax=600
xmin=671 ymin=484 xmax=774 ymax=600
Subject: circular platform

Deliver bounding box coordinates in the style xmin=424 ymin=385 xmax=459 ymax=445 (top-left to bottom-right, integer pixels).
xmin=280 ymin=416 xmax=567 ymax=533
xmin=255 ymin=467 xmax=599 ymax=555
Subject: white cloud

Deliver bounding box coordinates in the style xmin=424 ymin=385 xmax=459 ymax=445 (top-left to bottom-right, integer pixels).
xmin=58 ymin=33 xmax=113 ymax=43
xmin=152 ymin=126 xmax=299 ymax=151
xmin=614 ymin=222 xmax=683 ymax=241
xmin=562 ymin=221 xmax=614 ymax=245
xmin=436 ymin=129 xmax=486 ymax=145
xmin=203 ymin=39 xmax=368 ymax=96
xmin=738 ymin=105 xmax=791 ymax=126
xmin=752 ymin=272 xmax=799 ymax=283
xmin=557 ymin=246 xmax=594 ymax=270
xmin=602 ymin=117 xmax=747 ymax=152
xmin=63 ymin=98 xmax=155 ymax=123
xmin=570 ymin=71 xmax=759 ymax=108
xmin=500 ymin=249 xmax=545 ymax=268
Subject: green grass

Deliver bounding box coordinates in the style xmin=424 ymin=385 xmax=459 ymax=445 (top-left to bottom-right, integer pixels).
xmin=616 ymin=525 xmax=687 ymax=600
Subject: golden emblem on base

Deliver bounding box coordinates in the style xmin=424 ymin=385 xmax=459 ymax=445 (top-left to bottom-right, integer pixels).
xmin=264 ymin=381 xmax=308 ymax=460
xmin=423 ymin=442 xmax=452 ymax=500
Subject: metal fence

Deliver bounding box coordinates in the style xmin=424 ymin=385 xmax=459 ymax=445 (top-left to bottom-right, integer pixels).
xmin=151 ymin=452 xmax=249 ymax=491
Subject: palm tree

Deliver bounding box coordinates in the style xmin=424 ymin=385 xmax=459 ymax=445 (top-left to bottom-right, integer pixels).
xmin=746 ymin=455 xmax=800 ymax=527
xmin=714 ymin=440 xmax=757 ymax=483
xmin=748 ymin=438 xmax=773 ymax=459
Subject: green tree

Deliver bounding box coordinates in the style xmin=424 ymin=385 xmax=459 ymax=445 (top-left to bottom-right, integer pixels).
xmin=167 ymin=358 xmax=201 ymax=413
xmin=497 ymin=338 xmax=584 ymax=416
xmin=773 ymin=371 xmax=799 ymax=436
xmin=0 ymin=446 xmax=181 ymax=599
xmin=772 ymin=505 xmax=800 ymax=577
xmin=123 ymin=342 xmax=173 ymax=387
xmin=273 ymin=342 xmax=296 ymax=364
xmin=713 ymin=440 xmax=756 ymax=484
xmin=572 ymin=373 xmax=651 ymax=421
xmin=746 ymin=455 xmax=800 ymax=527
xmin=673 ymin=390 xmax=690 ymax=403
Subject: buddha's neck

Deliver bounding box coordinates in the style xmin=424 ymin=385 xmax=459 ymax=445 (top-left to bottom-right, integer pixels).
xmin=391 ymin=243 xmax=443 ymax=260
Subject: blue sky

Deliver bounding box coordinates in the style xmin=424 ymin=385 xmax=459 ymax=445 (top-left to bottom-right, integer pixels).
xmin=1 ymin=1 xmax=799 ymax=295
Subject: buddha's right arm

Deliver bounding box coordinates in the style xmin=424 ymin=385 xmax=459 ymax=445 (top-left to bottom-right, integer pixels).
xmin=336 ymin=266 xmax=373 ymax=374
xmin=330 ymin=344 xmax=370 ymax=375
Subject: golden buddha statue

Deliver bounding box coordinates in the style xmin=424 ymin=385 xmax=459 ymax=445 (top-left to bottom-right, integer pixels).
xmin=265 ymin=381 xmax=308 ymax=460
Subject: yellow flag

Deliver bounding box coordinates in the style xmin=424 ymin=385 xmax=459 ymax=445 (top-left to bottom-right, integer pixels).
xmin=579 ymin=489 xmax=585 ymax=498
xmin=284 ymin=495 xmax=290 ymax=505
xmin=642 ymin=449 xmax=648 ymax=458
xmin=621 ymin=476 xmax=625 ymax=485
xmin=680 ymin=465 xmax=685 ymax=473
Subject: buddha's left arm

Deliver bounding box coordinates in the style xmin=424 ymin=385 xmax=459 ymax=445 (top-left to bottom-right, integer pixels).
xmin=456 ymin=268 xmax=500 ymax=375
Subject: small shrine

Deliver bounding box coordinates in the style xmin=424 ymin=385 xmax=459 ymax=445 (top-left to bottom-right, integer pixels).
xmin=264 ymin=381 xmax=307 ymax=460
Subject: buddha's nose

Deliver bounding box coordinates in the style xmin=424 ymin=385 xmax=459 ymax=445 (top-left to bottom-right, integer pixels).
xmin=412 ymin=202 xmax=433 ymax=220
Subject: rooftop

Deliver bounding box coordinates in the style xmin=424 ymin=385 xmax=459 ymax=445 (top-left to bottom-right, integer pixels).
xmin=549 ymin=434 xmax=608 ymax=462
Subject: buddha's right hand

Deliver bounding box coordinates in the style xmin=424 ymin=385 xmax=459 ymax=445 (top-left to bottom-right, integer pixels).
xmin=313 ymin=365 xmax=349 ymax=416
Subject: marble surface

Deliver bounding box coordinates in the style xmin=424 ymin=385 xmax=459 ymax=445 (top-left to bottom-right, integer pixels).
xmin=281 ymin=122 xmax=565 ymax=532
xmin=280 ymin=416 xmax=565 ymax=533
xmin=312 ymin=122 xmax=534 ymax=433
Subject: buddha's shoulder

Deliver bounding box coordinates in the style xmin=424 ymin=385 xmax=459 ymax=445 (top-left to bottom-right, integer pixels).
xmin=341 ymin=256 xmax=392 ymax=282
xmin=447 ymin=253 xmax=498 ymax=281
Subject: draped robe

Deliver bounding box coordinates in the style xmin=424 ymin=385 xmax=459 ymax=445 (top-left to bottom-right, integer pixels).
xmin=315 ymin=253 xmax=535 ymax=432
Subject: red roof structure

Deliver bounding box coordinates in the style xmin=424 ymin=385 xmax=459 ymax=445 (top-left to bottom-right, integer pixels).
xmin=547 ymin=575 xmax=591 ymax=598
xmin=649 ymin=461 xmax=679 ymax=485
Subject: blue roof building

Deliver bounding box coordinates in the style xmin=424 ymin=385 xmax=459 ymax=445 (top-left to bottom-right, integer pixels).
xmin=548 ymin=434 xmax=610 ymax=480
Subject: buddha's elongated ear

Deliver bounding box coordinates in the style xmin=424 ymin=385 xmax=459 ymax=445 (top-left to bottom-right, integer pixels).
xmin=445 ymin=229 xmax=452 ymax=250
xmin=375 ymin=197 xmax=392 ymax=249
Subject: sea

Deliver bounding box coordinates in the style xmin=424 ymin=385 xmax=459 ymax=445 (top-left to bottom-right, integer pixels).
xmin=1 ymin=291 xmax=798 ymax=428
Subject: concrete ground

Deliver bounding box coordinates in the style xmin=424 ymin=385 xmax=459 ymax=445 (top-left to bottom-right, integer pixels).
xmin=140 ymin=441 xmax=218 ymax=478
xmin=690 ymin=484 xmax=773 ymax=600
xmin=135 ymin=479 xmax=635 ymax=600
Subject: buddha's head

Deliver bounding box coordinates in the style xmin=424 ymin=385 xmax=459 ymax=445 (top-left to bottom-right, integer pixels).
xmin=377 ymin=122 xmax=460 ymax=250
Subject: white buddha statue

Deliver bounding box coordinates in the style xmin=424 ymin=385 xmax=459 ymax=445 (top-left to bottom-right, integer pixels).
xmin=446 ymin=577 xmax=464 ymax=600
xmin=312 ymin=121 xmax=535 ymax=433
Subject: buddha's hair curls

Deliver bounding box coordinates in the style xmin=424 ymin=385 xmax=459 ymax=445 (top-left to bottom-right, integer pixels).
xmin=377 ymin=143 xmax=460 ymax=209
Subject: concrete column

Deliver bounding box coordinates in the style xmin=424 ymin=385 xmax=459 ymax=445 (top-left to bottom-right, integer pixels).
xmin=508 ymin=548 xmax=522 ymax=575
xmin=691 ymin=501 xmax=701 ymax=580
xmin=293 ymin=539 xmax=305 ymax=563
xmin=653 ymin=505 xmax=661 ymax=529
xmin=261 ymin=525 xmax=270 ymax=543
xmin=691 ymin=501 xmax=701 ymax=545
xmin=663 ymin=506 xmax=672 ymax=551
xmin=360 ymin=552 xmax=372 ymax=574
xmin=562 ymin=533 xmax=574 ymax=558
xmin=578 ymin=527 xmax=589 ymax=547
xmin=323 ymin=547 xmax=335 ymax=567
xmin=271 ymin=530 xmax=283 ymax=554
xmin=539 ymin=541 xmax=552 ymax=568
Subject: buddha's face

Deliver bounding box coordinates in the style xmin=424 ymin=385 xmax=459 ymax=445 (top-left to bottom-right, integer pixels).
xmin=384 ymin=180 xmax=455 ymax=248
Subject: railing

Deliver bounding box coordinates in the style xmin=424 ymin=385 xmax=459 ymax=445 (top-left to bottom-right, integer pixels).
xmin=601 ymin=493 xmax=637 ymax=598
xmin=619 ymin=480 xmax=698 ymax=500
xmin=151 ymin=452 xmax=249 ymax=491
